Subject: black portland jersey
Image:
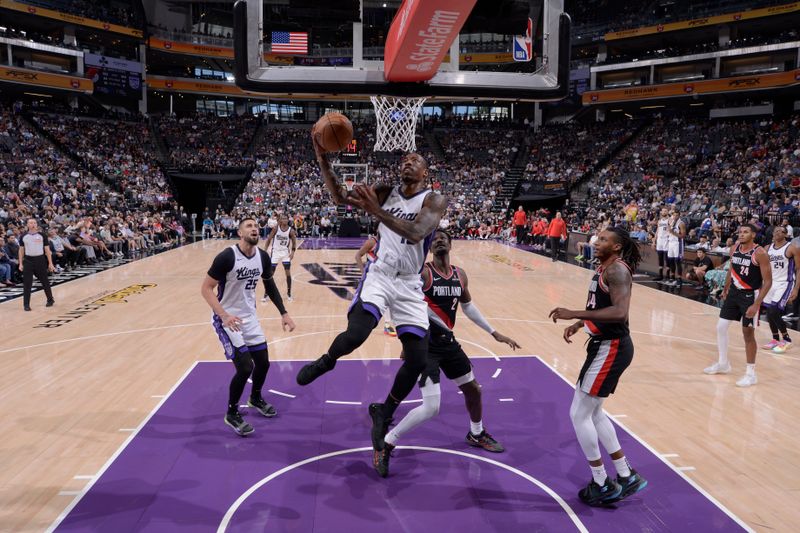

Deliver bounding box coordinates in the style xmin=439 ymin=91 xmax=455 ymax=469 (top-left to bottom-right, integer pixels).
xmin=423 ymin=262 xmax=464 ymax=334
xmin=730 ymin=244 xmax=763 ymax=291
xmin=584 ymin=259 xmax=631 ymax=339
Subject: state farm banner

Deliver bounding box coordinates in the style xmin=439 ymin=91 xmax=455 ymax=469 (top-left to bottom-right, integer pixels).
xmin=85 ymin=53 xmax=142 ymax=99
xmin=384 ymin=0 xmax=477 ymax=82
xmin=0 ymin=67 xmax=92 ymax=93
xmin=582 ymin=69 xmax=800 ymax=104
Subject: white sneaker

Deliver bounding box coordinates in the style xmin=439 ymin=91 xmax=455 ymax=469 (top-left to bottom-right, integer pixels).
xmin=736 ymin=374 xmax=757 ymax=387
xmin=261 ymin=297 xmax=268 ymax=303
xmin=703 ymin=362 xmax=732 ymax=375
xmin=287 ymin=296 xmax=293 ymax=302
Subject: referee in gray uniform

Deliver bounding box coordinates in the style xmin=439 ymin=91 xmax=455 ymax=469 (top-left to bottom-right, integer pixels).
xmin=19 ymin=218 xmax=55 ymax=311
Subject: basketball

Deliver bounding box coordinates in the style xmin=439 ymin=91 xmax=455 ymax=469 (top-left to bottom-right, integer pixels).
xmin=313 ymin=112 xmax=354 ymax=153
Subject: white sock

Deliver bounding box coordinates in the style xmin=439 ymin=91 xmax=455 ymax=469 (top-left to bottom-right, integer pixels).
xmin=470 ymin=420 xmax=483 ymax=436
xmin=746 ymin=363 xmax=756 ymax=376
xmin=612 ymin=456 xmax=631 ymax=478
xmin=717 ymin=319 xmax=732 ymax=366
xmin=590 ymin=464 xmax=607 ymax=485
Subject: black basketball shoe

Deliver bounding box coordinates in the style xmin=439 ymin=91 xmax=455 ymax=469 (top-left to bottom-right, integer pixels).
xmin=578 ymin=477 xmax=622 ymax=506
xmin=608 ymin=469 xmax=648 ymax=503
xmin=466 ymin=430 xmax=505 ymax=453
xmin=248 ymin=396 xmax=277 ymax=418
xmin=296 ymin=354 xmax=336 ymax=386
xmin=369 ymin=403 xmax=393 ymax=451
xmin=224 ymin=411 xmax=254 ymax=436
xmin=373 ymin=443 xmax=395 ymax=478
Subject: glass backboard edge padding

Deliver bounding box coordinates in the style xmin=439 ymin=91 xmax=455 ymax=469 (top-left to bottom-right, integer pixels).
xmin=234 ymin=1 xmax=570 ymax=102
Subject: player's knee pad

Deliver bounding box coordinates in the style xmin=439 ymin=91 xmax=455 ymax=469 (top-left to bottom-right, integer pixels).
xmin=398 ymin=331 xmax=429 ymax=373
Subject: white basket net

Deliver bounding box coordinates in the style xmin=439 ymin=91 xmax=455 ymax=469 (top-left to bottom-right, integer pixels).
xmin=370 ymin=95 xmax=427 ymax=152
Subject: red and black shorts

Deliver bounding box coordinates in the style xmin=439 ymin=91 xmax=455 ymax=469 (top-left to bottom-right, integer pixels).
xmin=577 ymin=335 xmax=634 ymax=398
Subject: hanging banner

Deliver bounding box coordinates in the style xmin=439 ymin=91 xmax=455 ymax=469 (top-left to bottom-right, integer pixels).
xmin=583 ymin=69 xmax=800 ymax=104
xmin=0 ymin=0 xmax=143 ymax=38
xmin=605 ymin=2 xmax=800 ymax=41
xmin=0 ymin=67 xmax=92 ymax=93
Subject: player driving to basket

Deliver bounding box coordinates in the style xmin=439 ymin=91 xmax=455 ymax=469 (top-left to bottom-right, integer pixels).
xmin=297 ymin=129 xmax=448 ymax=464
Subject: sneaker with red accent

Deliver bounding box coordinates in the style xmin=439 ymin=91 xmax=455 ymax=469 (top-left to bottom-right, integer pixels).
xmin=373 ymin=443 xmax=395 ymax=478
xmin=466 ymin=430 xmax=505 ymax=453
xmin=773 ymin=341 xmax=792 ymax=354
xmin=384 ymin=323 xmax=397 ymax=337
xmin=762 ymin=339 xmax=781 ymax=351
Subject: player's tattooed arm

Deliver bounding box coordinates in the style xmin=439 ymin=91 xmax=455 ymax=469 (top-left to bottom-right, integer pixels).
xmin=549 ymin=263 xmax=632 ymax=323
xmin=354 ymin=188 xmax=448 ymax=244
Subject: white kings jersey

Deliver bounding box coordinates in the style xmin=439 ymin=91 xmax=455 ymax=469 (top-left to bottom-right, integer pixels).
xmin=768 ymin=242 xmax=795 ymax=285
xmin=656 ymin=217 xmax=670 ymax=249
xmin=207 ymin=244 xmax=272 ymax=317
xmin=375 ymin=187 xmax=437 ymax=274
xmin=270 ymin=225 xmax=292 ymax=256
xmin=667 ymin=219 xmax=683 ymax=245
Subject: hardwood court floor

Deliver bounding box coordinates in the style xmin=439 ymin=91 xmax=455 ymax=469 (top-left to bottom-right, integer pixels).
xmin=0 ymin=239 xmax=796 ymax=532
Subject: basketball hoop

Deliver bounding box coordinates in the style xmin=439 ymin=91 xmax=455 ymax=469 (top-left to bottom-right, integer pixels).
xmin=370 ymin=96 xmax=427 ymax=152
xmin=343 ymin=176 xmax=356 ymax=192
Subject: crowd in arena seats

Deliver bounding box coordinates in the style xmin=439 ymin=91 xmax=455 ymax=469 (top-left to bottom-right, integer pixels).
xmin=562 ymin=114 xmax=800 ymax=252
xmin=19 ymin=0 xmax=141 ymax=27
xmin=206 ymin=122 xmax=521 ymax=240
xmin=522 ymin=121 xmax=637 ymax=186
xmin=32 ymin=113 xmax=173 ymax=209
xmin=157 ymin=114 xmax=258 ymax=172
xmin=0 ymin=105 xmax=184 ymax=286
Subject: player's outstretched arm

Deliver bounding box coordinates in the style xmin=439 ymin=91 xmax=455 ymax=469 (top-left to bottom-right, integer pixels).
xmin=352 ymin=186 xmax=447 ymax=244
xmin=458 ymin=268 xmax=520 ymax=350
xmin=312 ymin=131 xmax=367 ymax=208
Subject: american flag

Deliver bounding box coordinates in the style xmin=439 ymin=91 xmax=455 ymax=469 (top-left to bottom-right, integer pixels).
xmin=271 ymin=31 xmax=308 ymax=54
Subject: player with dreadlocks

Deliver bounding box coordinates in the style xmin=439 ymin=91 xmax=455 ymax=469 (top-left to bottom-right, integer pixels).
xmin=549 ymin=227 xmax=648 ymax=506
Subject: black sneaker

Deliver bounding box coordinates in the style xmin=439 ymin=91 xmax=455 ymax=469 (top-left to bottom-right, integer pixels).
xmin=608 ymin=469 xmax=648 ymax=502
xmin=368 ymin=403 xmax=392 ymax=451
xmin=373 ymin=443 xmax=395 ymax=478
xmin=24 ymin=306 xmax=31 ymax=312
xmin=248 ymin=397 xmax=277 ymax=418
xmin=296 ymin=355 xmax=335 ymax=386
xmin=578 ymin=477 xmax=622 ymax=507
xmin=46 ymin=300 xmax=55 ymax=307
xmin=466 ymin=430 xmax=505 ymax=453
xmin=224 ymin=411 xmax=254 ymax=436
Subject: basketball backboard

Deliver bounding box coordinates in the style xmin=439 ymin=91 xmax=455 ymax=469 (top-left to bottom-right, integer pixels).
xmin=233 ymin=0 xmax=570 ymax=102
